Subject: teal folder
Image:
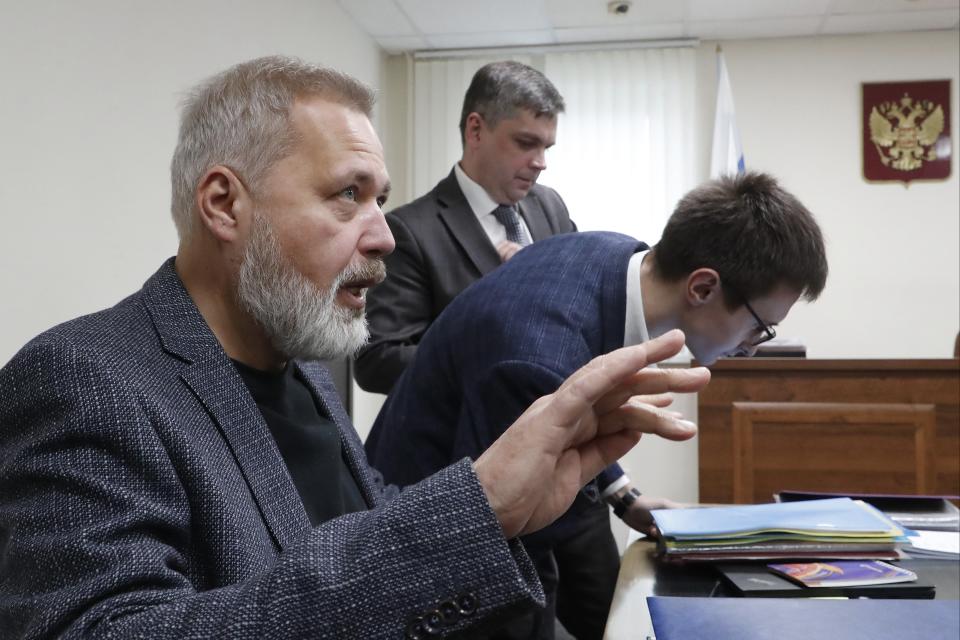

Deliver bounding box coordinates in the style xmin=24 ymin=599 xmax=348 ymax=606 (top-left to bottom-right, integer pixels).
xmin=647 ymin=596 xmax=960 ymax=640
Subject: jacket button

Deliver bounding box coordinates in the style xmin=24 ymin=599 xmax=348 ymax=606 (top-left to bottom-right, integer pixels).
xmin=439 ymin=600 xmax=460 ymax=625
xmin=457 ymin=593 xmax=477 ymax=616
xmin=421 ymin=609 xmax=444 ymax=635
xmin=405 ymin=617 xmax=427 ymax=640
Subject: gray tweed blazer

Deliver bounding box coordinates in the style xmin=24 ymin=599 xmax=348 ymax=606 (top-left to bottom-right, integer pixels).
xmin=0 ymin=259 xmax=541 ymax=639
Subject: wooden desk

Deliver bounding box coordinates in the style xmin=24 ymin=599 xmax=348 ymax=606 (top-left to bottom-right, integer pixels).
xmin=698 ymin=359 xmax=960 ymax=504
xmin=603 ymin=536 xmax=960 ymax=639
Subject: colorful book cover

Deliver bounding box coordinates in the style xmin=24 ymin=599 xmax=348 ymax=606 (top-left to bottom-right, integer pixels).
xmin=767 ymin=560 xmax=917 ymax=588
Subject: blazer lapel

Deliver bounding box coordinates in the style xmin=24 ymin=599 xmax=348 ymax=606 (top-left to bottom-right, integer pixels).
xmin=143 ymin=259 xmax=311 ymax=550
xmin=435 ymin=171 xmax=502 ymax=276
xmin=517 ymin=191 xmax=553 ymax=242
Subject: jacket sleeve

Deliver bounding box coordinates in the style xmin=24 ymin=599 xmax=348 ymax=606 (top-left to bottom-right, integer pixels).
xmin=354 ymin=214 xmax=430 ymax=394
xmin=0 ymin=337 xmax=543 ymax=639
xmin=457 ymin=360 xmax=622 ymax=545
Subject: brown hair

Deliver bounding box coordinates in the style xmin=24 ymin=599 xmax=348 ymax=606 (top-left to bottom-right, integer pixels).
xmin=652 ymin=172 xmax=828 ymax=307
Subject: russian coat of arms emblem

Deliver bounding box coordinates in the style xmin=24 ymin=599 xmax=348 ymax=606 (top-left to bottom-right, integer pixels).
xmin=862 ymin=80 xmax=952 ymax=184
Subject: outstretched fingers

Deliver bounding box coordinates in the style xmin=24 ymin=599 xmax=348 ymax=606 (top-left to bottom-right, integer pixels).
xmin=547 ymin=330 xmax=688 ymax=426
xmin=594 ymin=366 xmax=711 ymax=415
xmin=599 ymin=399 xmax=698 ymax=441
xmin=576 ymin=402 xmax=699 ymax=484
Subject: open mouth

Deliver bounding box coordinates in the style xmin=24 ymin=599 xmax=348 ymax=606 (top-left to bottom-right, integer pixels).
xmin=337 ymin=275 xmax=384 ymax=309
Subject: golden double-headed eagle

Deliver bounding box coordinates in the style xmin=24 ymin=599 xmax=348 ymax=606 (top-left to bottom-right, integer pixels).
xmin=869 ymin=92 xmax=945 ymax=171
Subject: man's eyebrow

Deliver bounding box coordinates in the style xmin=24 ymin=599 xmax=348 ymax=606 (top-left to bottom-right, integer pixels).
xmin=336 ymin=169 xmax=390 ymax=193
xmin=515 ymin=132 xmax=554 ymax=147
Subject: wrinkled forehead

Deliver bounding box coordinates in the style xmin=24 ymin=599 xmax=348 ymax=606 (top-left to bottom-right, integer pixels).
xmin=289 ymin=98 xmax=386 ymax=171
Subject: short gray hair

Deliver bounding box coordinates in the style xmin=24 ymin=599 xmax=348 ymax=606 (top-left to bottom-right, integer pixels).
xmin=170 ymin=55 xmax=375 ymax=240
xmin=458 ymin=61 xmax=564 ymax=143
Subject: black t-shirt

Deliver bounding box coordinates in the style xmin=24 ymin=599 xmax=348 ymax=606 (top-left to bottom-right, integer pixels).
xmin=232 ymin=360 xmax=367 ymax=526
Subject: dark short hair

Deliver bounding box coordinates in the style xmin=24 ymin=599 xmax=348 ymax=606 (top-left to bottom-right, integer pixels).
xmin=652 ymin=172 xmax=828 ymax=307
xmin=458 ymin=61 xmax=565 ymax=142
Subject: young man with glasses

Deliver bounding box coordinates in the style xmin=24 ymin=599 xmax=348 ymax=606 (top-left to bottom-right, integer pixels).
xmin=365 ymin=171 xmax=827 ymax=640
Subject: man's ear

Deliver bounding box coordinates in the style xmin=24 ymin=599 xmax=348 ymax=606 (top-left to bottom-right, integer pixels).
xmin=463 ymin=112 xmax=485 ymax=149
xmin=686 ymin=268 xmax=721 ymax=307
xmin=194 ymin=165 xmax=250 ymax=243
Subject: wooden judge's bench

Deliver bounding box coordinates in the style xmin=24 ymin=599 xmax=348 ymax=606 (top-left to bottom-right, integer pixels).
xmin=697 ymin=358 xmax=960 ymax=504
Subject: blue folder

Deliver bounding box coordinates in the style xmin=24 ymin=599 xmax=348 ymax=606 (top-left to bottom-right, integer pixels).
xmin=647 ymin=596 xmax=959 ymax=640
xmin=652 ymin=497 xmax=900 ymax=539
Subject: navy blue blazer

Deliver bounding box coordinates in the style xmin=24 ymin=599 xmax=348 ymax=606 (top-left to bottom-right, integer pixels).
xmin=0 ymin=259 xmax=542 ymax=639
xmin=366 ymin=232 xmax=648 ymax=546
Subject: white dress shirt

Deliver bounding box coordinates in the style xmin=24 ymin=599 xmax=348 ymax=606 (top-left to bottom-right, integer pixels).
xmin=454 ymin=163 xmax=533 ymax=247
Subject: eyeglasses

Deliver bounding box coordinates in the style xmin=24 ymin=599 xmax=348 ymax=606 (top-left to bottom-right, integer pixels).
xmin=742 ymin=298 xmax=777 ymax=347
xmin=724 ymin=282 xmax=778 ymax=348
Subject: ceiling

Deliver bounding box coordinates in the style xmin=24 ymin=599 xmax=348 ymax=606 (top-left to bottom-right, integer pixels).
xmin=337 ymin=0 xmax=960 ymax=53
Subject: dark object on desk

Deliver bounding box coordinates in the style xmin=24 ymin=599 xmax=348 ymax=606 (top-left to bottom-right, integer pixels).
xmin=715 ymin=563 xmax=935 ymax=599
xmin=752 ymin=338 xmax=806 ymax=358
xmin=646 ymin=596 xmax=959 ymax=640
xmin=776 ymin=490 xmax=960 ymax=531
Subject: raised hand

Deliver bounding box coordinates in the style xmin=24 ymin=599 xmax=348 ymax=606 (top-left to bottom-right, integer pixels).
xmin=473 ymin=329 xmax=710 ymax=539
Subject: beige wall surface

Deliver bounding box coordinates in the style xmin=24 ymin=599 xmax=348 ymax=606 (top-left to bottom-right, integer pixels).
xmin=0 ymin=0 xmax=383 ymax=365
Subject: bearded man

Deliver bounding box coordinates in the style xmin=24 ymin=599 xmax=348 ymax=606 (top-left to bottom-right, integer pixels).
xmin=0 ymin=56 xmax=709 ymax=639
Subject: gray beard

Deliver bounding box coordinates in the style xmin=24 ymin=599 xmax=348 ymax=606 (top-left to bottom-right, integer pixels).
xmin=236 ymin=214 xmax=376 ymax=362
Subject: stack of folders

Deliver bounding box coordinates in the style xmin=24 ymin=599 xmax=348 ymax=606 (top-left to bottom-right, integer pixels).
xmin=651 ymin=498 xmax=906 ymax=562
xmin=775 ymin=490 xmax=960 ymax=532
xmin=775 ymin=490 xmax=960 ymax=560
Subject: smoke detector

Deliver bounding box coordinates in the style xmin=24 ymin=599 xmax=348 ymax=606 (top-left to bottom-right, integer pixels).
xmin=608 ymin=1 xmax=632 ymax=16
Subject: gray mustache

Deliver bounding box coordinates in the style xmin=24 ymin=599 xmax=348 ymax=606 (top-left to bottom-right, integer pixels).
xmin=341 ymin=258 xmax=386 ymax=285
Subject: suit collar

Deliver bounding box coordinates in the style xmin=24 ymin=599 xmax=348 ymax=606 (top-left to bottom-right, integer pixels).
xmin=142 ymin=258 xmax=220 ymax=365
xmin=517 ymin=192 xmax=552 ymax=242
xmin=435 ymin=170 xmax=502 ymax=276
xmin=139 ymin=260 xmax=311 ymax=547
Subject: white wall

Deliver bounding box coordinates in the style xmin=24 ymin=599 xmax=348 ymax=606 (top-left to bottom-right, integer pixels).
xmin=0 ymin=0 xmax=383 ymax=365
xmin=698 ymin=31 xmax=960 ymax=359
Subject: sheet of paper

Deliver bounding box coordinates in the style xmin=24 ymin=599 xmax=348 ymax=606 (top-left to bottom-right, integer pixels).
xmin=908 ymin=530 xmax=960 ymax=555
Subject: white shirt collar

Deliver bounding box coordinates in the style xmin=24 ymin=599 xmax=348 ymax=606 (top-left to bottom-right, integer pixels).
xmin=624 ymin=249 xmax=651 ymax=348
xmin=454 ymin=162 xmax=500 ymax=217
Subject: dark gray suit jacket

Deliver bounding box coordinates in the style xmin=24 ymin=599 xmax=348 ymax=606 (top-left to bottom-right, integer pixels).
xmin=354 ymin=169 xmax=576 ymax=394
xmin=0 ymin=259 xmax=541 ymax=639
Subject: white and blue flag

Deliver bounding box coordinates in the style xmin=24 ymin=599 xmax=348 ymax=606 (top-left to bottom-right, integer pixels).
xmin=710 ymin=48 xmax=745 ymax=178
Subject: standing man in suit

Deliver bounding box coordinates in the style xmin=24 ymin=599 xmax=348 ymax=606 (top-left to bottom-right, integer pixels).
xmin=366 ymin=172 xmax=829 ymax=639
xmin=0 ymin=56 xmax=713 ymax=639
xmin=355 ymin=60 xmax=642 ymax=638
xmin=354 ymin=60 xmax=575 ymax=394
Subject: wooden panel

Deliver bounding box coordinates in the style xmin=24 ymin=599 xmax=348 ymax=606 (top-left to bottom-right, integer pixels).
xmin=698 ymin=359 xmax=960 ymax=504
xmin=731 ymin=402 xmax=936 ymax=503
